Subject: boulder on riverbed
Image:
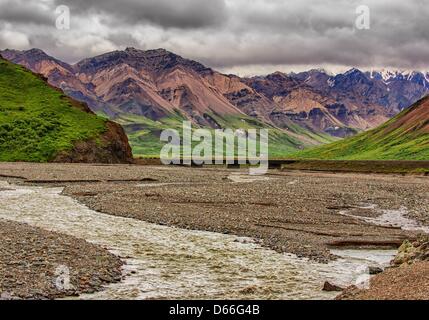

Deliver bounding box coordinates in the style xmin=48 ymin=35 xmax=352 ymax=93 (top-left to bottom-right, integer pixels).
xmin=322 ymin=281 xmax=344 ymax=292
xmin=392 ymin=236 xmax=429 ymax=267
xmin=368 ymin=266 xmax=383 ymax=275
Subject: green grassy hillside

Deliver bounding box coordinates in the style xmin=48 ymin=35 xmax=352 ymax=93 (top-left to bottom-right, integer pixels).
xmin=0 ymin=58 xmax=108 ymax=162
xmin=110 ymin=111 xmax=335 ymax=159
xmin=292 ymin=97 xmax=429 ymax=160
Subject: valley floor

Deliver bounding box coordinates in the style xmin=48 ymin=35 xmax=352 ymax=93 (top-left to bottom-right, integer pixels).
xmin=0 ymin=219 xmax=122 ymax=299
xmin=0 ymin=163 xmax=428 ymax=299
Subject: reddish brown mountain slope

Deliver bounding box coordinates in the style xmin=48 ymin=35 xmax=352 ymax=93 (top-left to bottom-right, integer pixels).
xmin=294 ymin=96 xmax=429 ymax=160
xmin=384 ymin=97 xmax=429 ymax=134
xmin=245 ymin=70 xmax=392 ymax=137
xmin=2 ymin=48 xmax=428 ymax=140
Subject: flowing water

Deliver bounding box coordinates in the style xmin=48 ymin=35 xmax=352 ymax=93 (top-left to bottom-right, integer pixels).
xmin=340 ymin=204 xmax=429 ymax=234
xmin=227 ymin=173 xmax=272 ymax=183
xmin=0 ymin=181 xmax=395 ymax=300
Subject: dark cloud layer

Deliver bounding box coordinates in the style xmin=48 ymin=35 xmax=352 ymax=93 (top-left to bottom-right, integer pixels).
xmin=0 ymin=0 xmax=428 ymax=74
xmin=0 ymin=0 xmax=54 ymax=25
xmin=54 ymin=0 xmax=227 ymax=29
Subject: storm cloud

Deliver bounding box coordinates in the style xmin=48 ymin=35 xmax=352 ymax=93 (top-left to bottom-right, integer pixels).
xmin=0 ymin=0 xmax=428 ymax=75
xmin=53 ymin=0 xmax=227 ymax=29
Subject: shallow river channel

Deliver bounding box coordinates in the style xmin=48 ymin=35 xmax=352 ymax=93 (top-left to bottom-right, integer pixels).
xmin=0 ymin=182 xmax=396 ymax=300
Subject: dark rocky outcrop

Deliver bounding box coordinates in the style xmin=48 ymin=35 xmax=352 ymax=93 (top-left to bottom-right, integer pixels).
xmin=53 ymin=121 xmax=134 ymax=164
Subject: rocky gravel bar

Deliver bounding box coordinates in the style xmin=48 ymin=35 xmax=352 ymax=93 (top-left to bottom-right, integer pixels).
xmin=0 ymin=219 xmax=123 ymax=300
xmin=0 ymin=162 xmax=425 ymax=261
xmin=0 ymin=162 xmax=428 ymax=299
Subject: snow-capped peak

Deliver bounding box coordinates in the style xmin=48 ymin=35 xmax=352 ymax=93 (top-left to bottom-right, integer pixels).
xmin=368 ymin=69 xmax=429 ymax=88
xmin=380 ymin=69 xmax=398 ymax=82
xmin=370 ymin=69 xmax=401 ymax=82
xmin=369 ymin=69 xmax=423 ymax=82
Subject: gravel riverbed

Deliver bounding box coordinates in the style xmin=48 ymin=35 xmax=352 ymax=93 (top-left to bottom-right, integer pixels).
xmin=0 ymin=163 xmax=428 ymax=299
xmin=0 ymin=219 xmax=122 ymax=299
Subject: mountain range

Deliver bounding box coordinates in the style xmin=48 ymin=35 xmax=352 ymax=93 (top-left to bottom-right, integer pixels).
xmin=1 ymin=47 xmax=428 ymax=157
xmin=293 ymin=95 xmax=429 ymax=160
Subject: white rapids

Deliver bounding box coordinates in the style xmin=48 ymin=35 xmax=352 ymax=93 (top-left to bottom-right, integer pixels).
xmin=0 ymin=182 xmax=395 ymax=300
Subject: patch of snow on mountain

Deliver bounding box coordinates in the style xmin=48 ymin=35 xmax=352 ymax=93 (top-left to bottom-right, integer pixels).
xmin=327 ymin=78 xmax=335 ymax=87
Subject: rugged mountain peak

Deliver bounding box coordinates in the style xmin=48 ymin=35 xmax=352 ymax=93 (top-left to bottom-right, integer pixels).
xmin=368 ymin=69 xmax=429 ymax=85
xmin=123 ymin=47 xmax=173 ymax=59
xmin=368 ymin=69 xmax=396 ymax=82
xmin=74 ymin=47 xmax=212 ymax=76
xmin=74 ymin=50 xmax=129 ymax=72
xmin=344 ymin=68 xmax=363 ymax=76
xmin=124 ymin=46 xmax=141 ymax=52
xmin=339 ymin=68 xmax=372 ymax=82
xmin=266 ymin=71 xmax=291 ymax=80
xmin=125 ymin=47 xmax=168 ymax=56
xmin=3 ymin=47 xmax=429 ymax=143
xmin=293 ymin=69 xmax=333 ymax=87
xmin=332 ymin=68 xmax=372 ymax=87
xmin=23 ymin=48 xmax=47 ymax=55
xmin=271 ymin=71 xmax=288 ymax=76
xmin=306 ymin=68 xmax=332 ymax=76
xmin=1 ymin=48 xmax=46 ymax=58
xmin=264 ymin=72 xmax=301 ymax=88
xmin=1 ymin=48 xmax=73 ymax=73
xmin=2 ymin=48 xmax=51 ymax=61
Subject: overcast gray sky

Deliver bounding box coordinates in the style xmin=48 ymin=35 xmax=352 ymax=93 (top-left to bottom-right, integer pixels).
xmin=0 ymin=0 xmax=428 ymax=75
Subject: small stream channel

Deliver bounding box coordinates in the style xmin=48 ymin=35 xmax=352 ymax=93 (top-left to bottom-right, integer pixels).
xmin=0 ymin=181 xmax=402 ymax=300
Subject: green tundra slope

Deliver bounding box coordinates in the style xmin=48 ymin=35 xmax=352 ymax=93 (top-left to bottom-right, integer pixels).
xmin=0 ymin=58 xmax=132 ymax=162
xmin=108 ymin=111 xmax=335 ymax=159
xmin=292 ymin=96 xmax=429 ymax=160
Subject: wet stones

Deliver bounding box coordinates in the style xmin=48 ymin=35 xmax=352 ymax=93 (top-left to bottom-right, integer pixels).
xmin=322 ymin=281 xmax=344 ymax=292
xmin=368 ymin=266 xmax=383 ymax=275
xmin=392 ymin=236 xmax=429 ymax=267
xmin=0 ymin=219 xmax=123 ymax=300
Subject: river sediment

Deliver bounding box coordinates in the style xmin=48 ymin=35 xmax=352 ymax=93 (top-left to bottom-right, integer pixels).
xmin=0 ymin=163 xmax=428 ymax=300
xmin=0 ymin=182 xmax=396 ymax=300
xmin=0 ymin=218 xmax=122 ymax=300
